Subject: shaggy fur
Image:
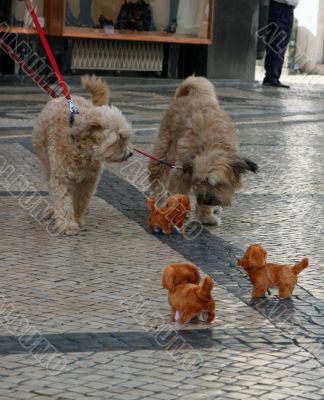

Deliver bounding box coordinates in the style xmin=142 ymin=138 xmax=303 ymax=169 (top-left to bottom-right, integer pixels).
xmin=238 ymin=244 xmax=309 ymax=298
xmin=32 ymin=75 xmax=133 ymax=235
xmin=162 ymin=262 xmax=216 ymax=324
xmin=147 ymin=194 xmax=190 ymax=234
xmin=148 ymin=76 xmax=258 ymax=225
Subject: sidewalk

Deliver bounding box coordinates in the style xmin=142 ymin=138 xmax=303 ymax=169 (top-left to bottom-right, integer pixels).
xmin=0 ymin=78 xmax=323 ymax=400
xmin=256 ymin=65 xmax=324 ymax=86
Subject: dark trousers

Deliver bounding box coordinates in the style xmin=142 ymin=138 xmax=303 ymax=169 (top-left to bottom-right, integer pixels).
xmin=264 ymin=0 xmax=294 ymax=83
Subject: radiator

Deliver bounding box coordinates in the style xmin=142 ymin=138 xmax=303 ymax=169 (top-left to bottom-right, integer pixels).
xmin=71 ymin=39 xmax=164 ymax=72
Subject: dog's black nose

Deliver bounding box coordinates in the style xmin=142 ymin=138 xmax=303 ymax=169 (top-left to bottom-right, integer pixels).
xmin=203 ymin=195 xmax=217 ymax=206
xmin=128 ymin=152 xmax=134 ymax=158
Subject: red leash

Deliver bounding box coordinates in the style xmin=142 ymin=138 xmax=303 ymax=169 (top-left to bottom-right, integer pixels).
xmin=133 ymin=147 xmax=183 ymax=170
xmin=24 ymin=0 xmax=76 ymax=126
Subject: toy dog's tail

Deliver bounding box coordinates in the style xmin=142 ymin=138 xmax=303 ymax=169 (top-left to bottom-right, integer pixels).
xmin=198 ymin=276 xmax=214 ymax=301
xmin=81 ymin=75 xmax=110 ymax=106
xmin=162 ymin=262 xmax=201 ymax=292
xmin=292 ymin=258 xmax=309 ymax=275
xmin=147 ymin=196 xmax=157 ymax=210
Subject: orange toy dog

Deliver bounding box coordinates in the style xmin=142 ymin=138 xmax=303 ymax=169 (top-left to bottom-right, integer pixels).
xmin=238 ymin=244 xmax=309 ymax=298
xmin=147 ymin=194 xmax=190 ymax=234
xmin=162 ymin=262 xmax=216 ymax=324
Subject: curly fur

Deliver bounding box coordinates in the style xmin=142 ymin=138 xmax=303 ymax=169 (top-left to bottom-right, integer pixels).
xmin=32 ymin=75 xmax=133 ymax=235
xmin=238 ymin=244 xmax=309 ymax=298
xmin=81 ymin=74 xmax=110 ymax=106
xmin=148 ymin=76 xmax=258 ymax=226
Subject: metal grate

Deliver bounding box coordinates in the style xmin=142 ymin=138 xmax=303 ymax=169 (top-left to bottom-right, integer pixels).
xmin=71 ymin=39 xmax=164 ymax=72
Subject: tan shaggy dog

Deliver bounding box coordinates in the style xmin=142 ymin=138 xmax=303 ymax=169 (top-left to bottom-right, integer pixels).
xmin=162 ymin=262 xmax=216 ymax=324
xmin=148 ymin=76 xmax=258 ymax=225
xmin=32 ymin=75 xmax=133 ymax=235
xmin=238 ymin=244 xmax=309 ymax=298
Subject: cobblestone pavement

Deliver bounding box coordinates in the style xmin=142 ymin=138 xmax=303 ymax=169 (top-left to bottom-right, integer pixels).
xmin=0 ymin=77 xmax=323 ymax=399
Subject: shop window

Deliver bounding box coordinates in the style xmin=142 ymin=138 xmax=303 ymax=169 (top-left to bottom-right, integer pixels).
xmin=64 ymin=0 xmax=211 ymax=40
xmin=0 ymin=0 xmax=45 ymax=28
xmin=0 ymin=0 xmax=213 ymax=44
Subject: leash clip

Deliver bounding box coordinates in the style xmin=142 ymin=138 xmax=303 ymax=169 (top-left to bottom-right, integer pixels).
xmin=68 ymin=99 xmax=77 ymax=127
xmin=172 ymin=165 xmax=183 ymax=171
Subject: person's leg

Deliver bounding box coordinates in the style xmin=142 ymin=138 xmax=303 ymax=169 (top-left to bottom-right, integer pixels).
xmin=264 ymin=2 xmax=294 ymax=85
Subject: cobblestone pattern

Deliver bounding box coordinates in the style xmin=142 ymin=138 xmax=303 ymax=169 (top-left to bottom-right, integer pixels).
xmin=0 ymin=80 xmax=323 ymax=399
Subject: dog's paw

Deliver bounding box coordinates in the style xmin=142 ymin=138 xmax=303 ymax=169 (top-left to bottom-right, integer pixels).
xmin=200 ymin=214 xmax=221 ymax=226
xmin=64 ymin=224 xmax=80 ymax=236
xmin=200 ymin=311 xmax=209 ymax=322
xmin=77 ymin=220 xmax=88 ymax=231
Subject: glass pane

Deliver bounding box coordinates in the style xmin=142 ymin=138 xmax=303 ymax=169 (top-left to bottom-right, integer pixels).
xmin=0 ymin=0 xmax=45 ymax=28
xmin=65 ymin=0 xmax=210 ymax=39
xmin=0 ymin=0 xmax=12 ymax=24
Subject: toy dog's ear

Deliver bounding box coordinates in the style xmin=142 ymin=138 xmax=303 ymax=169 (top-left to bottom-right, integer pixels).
xmin=238 ymin=255 xmax=248 ymax=268
xmin=147 ymin=196 xmax=156 ymax=210
xmin=162 ymin=266 xmax=175 ymax=292
xmin=251 ymin=245 xmax=266 ymax=267
xmin=181 ymin=195 xmax=191 ymax=210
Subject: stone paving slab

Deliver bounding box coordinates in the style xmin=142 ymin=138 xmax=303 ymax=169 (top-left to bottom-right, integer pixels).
xmin=0 ymin=79 xmax=323 ymax=399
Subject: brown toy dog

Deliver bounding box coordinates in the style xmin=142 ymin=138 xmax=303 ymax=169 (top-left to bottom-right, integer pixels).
xmin=162 ymin=262 xmax=216 ymax=324
xmin=238 ymin=244 xmax=309 ymax=298
xmin=147 ymin=194 xmax=191 ymax=234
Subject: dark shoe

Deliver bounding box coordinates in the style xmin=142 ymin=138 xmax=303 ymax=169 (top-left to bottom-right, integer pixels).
xmin=263 ymin=79 xmax=290 ymax=89
xmin=277 ymin=81 xmax=290 ymax=89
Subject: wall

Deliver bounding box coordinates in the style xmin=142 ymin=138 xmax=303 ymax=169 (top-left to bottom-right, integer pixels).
xmin=295 ymin=0 xmax=324 ymax=72
xmin=207 ymin=0 xmax=259 ymax=81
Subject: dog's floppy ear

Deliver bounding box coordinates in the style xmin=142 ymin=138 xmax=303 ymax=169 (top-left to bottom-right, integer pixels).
xmin=182 ymin=156 xmax=195 ymax=175
xmin=231 ymin=158 xmax=259 ymax=177
xmin=244 ymin=159 xmax=259 ymax=173
xmin=71 ymin=113 xmax=106 ymax=141
xmin=250 ymin=250 xmax=266 ymax=267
